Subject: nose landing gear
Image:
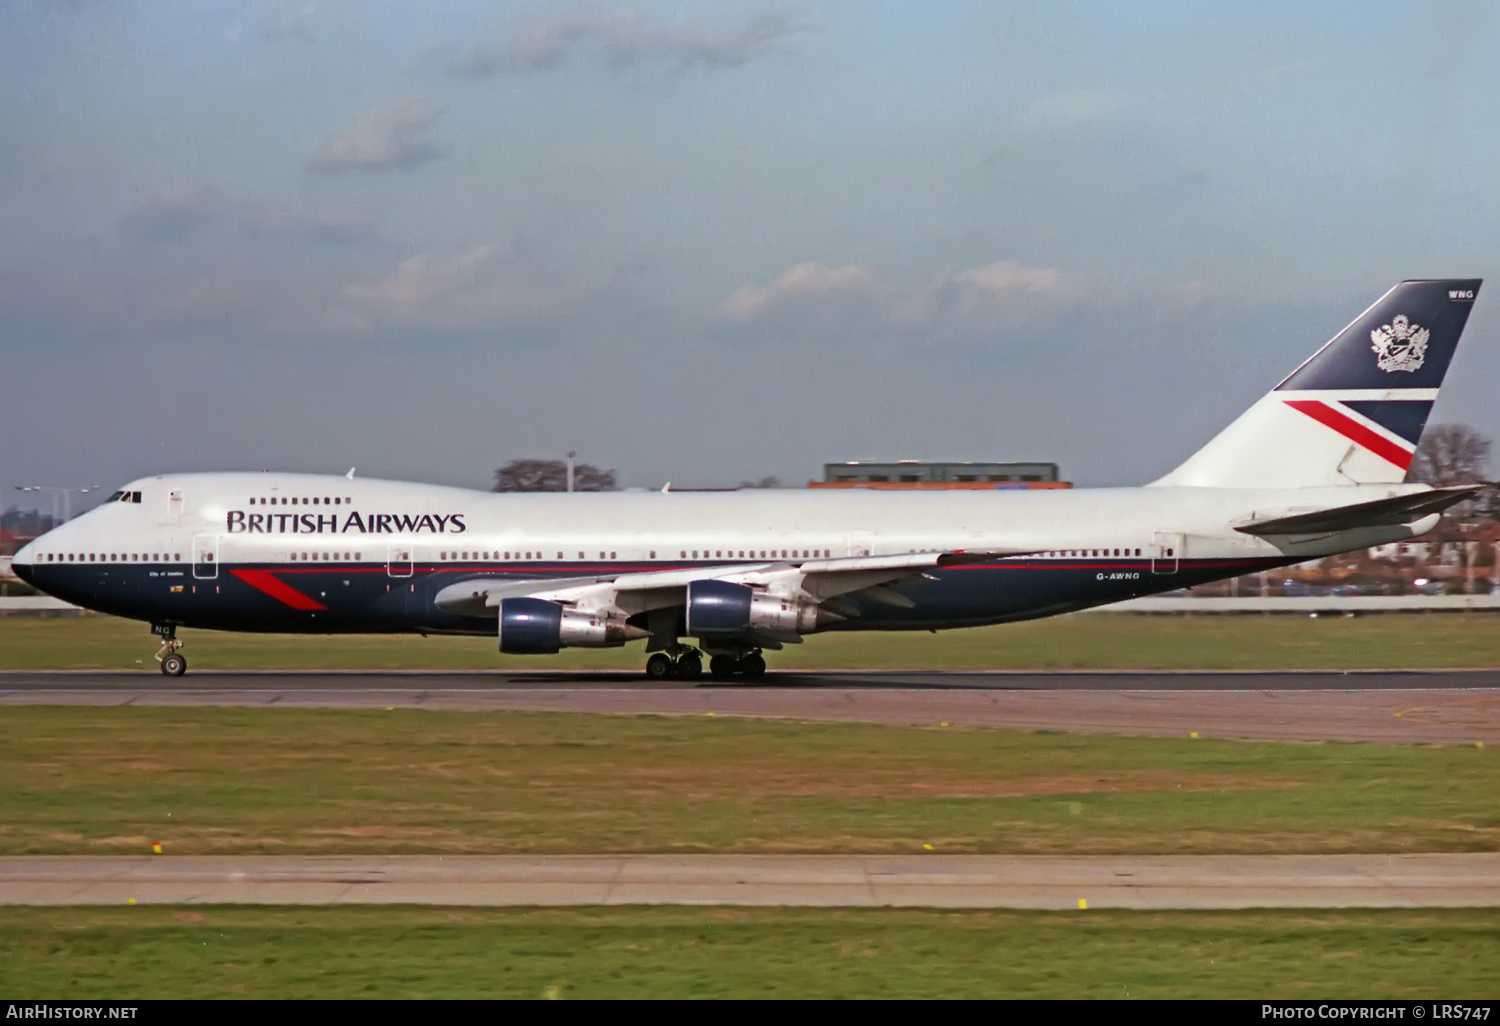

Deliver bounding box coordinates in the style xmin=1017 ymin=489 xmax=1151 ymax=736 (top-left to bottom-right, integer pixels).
xmin=152 ymin=624 xmax=187 ymax=677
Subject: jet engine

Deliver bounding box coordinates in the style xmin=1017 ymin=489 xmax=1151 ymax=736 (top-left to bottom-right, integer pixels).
xmin=684 ymin=579 xmax=826 ymax=638
xmin=498 ymin=597 xmax=645 ymax=654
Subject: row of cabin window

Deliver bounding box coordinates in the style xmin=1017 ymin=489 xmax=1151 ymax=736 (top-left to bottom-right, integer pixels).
xmin=433 ymin=549 xmax=834 ymax=561
xmin=42 ymin=547 xmax=1165 ymax=566
xmin=41 ymin=547 xmax=1168 ymax=567
xmin=425 ymin=549 xmax=1158 ymax=561
xmin=1043 ymin=548 xmax=1148 ymax=558
xmin=249 ymin=496 xmax=352 ymax=506
xmin=682 ymin=549 xmax=830 ymax=560
xmin=43 ymin=552 xmax=181 ymax=563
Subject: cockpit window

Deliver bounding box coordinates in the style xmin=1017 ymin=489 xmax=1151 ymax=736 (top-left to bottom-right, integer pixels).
xmin=107 ymin=491 xmax=125 ymax=503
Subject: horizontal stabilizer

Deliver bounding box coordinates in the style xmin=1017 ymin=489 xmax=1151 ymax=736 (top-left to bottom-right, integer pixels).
xmin=1232 ymin=485 xmax=1481 ymax=536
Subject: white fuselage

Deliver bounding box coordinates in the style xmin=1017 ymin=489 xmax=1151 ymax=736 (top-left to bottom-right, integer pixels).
xmin=13 ymin=471 xmax=1436 ymax=637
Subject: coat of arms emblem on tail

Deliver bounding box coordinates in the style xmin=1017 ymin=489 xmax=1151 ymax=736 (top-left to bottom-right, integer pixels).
xmin=1370 ymin=314 xmax=1429 ymax=373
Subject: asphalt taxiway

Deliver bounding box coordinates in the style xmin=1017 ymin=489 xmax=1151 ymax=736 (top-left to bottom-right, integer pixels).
xmin=4 ymin=854 xmax=1499 ymax=909
xmin=2 ymin=669 xmax=1497 ymax=743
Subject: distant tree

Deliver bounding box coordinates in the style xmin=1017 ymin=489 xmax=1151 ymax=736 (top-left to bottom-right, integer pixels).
xmin=492 ymin=458 xmax=616 ymax=493
xmin=1406 ymin=424 xmax=1500 ymax=590
xmin=1408 ymin=423 xmax=1497 ymax=526
xmin=1409 ymin=423 xmax=1491 ymax=488
xmin=737 ymin=476 xmax=781 ymax=489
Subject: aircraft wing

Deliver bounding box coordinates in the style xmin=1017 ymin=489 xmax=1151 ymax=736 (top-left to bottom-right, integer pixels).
xmin=1231 ymin=485 xmax=1481 ymax=537
xmin=433 ymin=548 xmax=1029 ymax=619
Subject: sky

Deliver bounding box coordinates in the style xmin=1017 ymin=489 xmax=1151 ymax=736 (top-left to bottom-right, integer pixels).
xmin=5 ymin=0 xmax=1500 ymax=510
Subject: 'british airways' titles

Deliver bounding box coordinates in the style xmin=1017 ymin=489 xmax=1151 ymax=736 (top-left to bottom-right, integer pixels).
xmin=226 ymin=511 xmax=467 ymax=534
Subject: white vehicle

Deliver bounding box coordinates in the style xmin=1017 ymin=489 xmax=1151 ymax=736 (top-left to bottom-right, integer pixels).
xmin=13 ymin=279 xmax=1482 ymax=679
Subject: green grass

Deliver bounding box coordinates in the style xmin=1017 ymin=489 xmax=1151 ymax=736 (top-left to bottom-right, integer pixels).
xmin=7 ymin=611 xmax=1500 ymax=670
xmin=3 ymin=707 xmax=1496 ymax=856
xmin=3 ymin=906 xmax=1498 ymax=998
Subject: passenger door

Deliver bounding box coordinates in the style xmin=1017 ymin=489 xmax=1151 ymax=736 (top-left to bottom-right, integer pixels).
xmin=192 ymin=534 xmax=219 ymax=580
xmin=1151 ymin=531 xmax=1182 ymax=575
xmin=387 ymin=544 xmax=414 ymax=578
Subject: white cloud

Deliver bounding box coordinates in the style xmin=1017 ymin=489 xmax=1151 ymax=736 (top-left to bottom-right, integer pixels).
xmin=896 ymin=260 xmax=1087 ymax=325
xmin=717 ymin=262 xmax=879 ymax=324
xmin=720 ymin=258 xmax=1085 ymax=336
xmin=308 ymin=96 xmax=444 ymax=174
xmin=341 ymin=245 xmax=559 ymax=331
xmin=456 ymin=11 xmax=802 ymax=76
xmin=953 ymin=260 xmax=1075 ymax=301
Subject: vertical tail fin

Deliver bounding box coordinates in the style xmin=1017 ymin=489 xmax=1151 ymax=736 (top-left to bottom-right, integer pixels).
xmin=1153 ymin=279 xmax=1481 ymax=489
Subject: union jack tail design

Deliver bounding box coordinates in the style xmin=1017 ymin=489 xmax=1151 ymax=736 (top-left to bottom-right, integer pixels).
xmin=1155 ymin=279 xmax=1481 ymax=489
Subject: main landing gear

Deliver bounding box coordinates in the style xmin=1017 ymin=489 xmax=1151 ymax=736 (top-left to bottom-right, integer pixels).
xmin=152 ymin=624 xmax=187 ymax=677
xmin=644 ymin=647 xmax=766 ymax=681
xmin=645 ymin=650 xmax=701 ymax=680
xmin=709 ymin=653 xmax=766 ymax=680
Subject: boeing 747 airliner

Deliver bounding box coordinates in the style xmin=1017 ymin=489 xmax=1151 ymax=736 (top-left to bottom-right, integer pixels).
xmin=12 ymin=279 xmax=1483 ymax=679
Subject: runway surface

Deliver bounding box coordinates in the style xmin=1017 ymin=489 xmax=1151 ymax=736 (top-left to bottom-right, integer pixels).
xmin=3 ymin=669 xmax=1497 ymax=743
xmin=6 ymin=854 xmax=1500 ymax=909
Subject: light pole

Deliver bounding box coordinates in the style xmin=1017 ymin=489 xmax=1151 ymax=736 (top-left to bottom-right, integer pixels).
xmin=14 ymin=485 xmax=102 ymax=525
xmin=566 ymin=451 xmax=576 ymax=493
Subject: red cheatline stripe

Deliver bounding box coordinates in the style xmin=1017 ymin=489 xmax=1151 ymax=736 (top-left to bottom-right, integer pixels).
xmin=1283 ymin=399 xmax=1414 ymax=471
xmin=229 ymin=569 xmax=327 ymax=611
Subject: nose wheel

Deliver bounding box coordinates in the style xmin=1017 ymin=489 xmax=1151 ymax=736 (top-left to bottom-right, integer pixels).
xmin=152 ymin=624 xmax=187 ymax=677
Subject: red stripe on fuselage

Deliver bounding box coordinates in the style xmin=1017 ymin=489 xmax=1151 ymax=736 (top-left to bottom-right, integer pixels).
xmin=1283 ymin=399 xmax=1414 ymax=471
xmin=229 ymin=569 xmax=327 ymax=611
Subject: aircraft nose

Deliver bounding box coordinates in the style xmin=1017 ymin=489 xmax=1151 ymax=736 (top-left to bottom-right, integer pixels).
xmin=10 ymin=541 xmax=36 ymax=585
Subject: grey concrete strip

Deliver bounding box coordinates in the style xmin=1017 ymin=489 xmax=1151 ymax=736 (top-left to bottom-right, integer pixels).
xmin=3 ymin=679 xmax=1498 ymax=743
xmin=4 ymin=668 xmax=1500 ymax=687
xmin=4 ymin=855 xmax=1500 ymax=909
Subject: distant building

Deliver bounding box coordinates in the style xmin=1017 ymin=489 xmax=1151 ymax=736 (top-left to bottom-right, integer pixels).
xmin=1367 ymin=541 xmax=1435 ymax=561
xmin=811 ymin=461 xmax=1070 ymax=490
xmin=0 ymin=508 xmax=57 ymax=543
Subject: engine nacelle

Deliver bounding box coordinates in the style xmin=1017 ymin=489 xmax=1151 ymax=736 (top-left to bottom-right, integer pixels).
xmin=498 ymin=597 xmax=645 ymax=654
xmin=684 ymin=579 xmax=821 ymax=637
